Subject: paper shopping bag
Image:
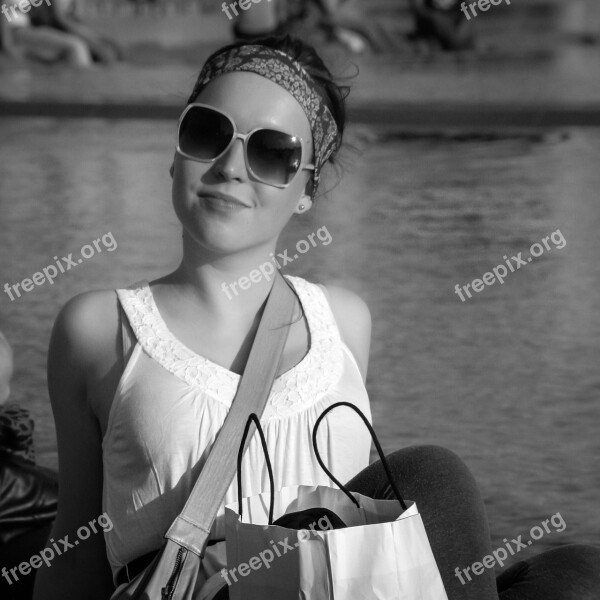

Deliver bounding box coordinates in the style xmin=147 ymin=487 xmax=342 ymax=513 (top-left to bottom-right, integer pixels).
xmin=221 ymin=404 xmax=449 ymax=600
xmin=224 ymin=484 xmax=448 ymax=600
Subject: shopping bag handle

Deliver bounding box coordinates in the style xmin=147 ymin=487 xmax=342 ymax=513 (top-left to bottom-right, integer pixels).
xmin=236 ymin=413 xmax=275 ymax=525
xmin=312 ymin=402 xmax=408 ymax=511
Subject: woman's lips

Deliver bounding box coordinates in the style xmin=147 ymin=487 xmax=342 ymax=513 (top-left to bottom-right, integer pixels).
xmin=198 ymin=192 xmax=250 ymax=212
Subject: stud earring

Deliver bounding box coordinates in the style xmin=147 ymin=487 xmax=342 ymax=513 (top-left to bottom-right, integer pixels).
xmin=299 ymin=204 xmax=305 ymax=211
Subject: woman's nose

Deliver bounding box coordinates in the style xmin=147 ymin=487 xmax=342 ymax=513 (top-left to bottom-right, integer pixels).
xmin=213 ymin=136 xmax=247 ymax=183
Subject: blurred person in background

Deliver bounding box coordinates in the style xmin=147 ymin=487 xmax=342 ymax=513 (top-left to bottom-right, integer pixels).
xmin=27 ymin=0 xmax=122 ymax=64
xmin=231 ymin=0 xmax=474 ymax=53
xmin=561 ymin=0 xmax=600 ymax=45
xmin=0 ymin=0 xmax=120 ymax=66
xmin=0 ymin=0 xmax=93 ymax=66
xmin=0 ymin=331 xmax=58 ymax=600
xmin=232 ymin=0 xmax=368 ymax=53
xmin=407 ymin=0 xmax=475 ymax=51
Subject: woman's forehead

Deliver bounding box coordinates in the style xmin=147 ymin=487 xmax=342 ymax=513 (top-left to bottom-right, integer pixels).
xmin=193 ymin=72 xmax=312 ymax=138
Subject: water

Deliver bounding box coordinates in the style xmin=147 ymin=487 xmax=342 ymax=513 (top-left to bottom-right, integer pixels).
xmin=1 ymin=119 xmax=599 ymax=559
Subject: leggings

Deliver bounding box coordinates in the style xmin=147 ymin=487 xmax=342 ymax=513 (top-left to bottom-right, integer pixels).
xmin=345 ymin=446 xmax=600 ymax=600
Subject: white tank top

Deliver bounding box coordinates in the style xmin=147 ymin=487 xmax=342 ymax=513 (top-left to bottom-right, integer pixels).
xmin=103 ymin=276 xmax=372 ymax=587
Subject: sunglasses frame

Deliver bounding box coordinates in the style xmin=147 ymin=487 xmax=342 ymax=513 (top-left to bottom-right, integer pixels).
xmin=175 ymin=103 xmax=315 ymax=189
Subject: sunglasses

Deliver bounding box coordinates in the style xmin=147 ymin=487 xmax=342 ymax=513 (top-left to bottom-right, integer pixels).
xmin=176 ymin=103 xmax=315 ymax=188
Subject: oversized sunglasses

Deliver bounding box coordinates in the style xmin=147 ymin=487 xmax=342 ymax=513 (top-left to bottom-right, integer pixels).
xmin=176 ymin=103 xmax=315 ymax=188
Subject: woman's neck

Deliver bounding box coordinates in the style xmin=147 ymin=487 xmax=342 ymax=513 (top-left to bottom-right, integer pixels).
xmin=158 ymin=235 xmax=281 ymax=318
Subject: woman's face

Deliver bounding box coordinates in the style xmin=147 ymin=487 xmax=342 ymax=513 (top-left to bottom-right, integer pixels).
xmin=172 ymin=71 xmax=314 ymax=256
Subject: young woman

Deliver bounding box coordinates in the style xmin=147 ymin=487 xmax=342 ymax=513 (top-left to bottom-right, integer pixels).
xmin=33 ymin=36 xmax=600 ymax=600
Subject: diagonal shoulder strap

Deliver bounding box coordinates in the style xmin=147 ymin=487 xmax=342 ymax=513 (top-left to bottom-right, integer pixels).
xmin=165 ymin=274 xmax=297 ymax=555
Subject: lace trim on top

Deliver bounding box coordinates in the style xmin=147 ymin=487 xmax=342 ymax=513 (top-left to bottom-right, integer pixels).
xmin=116 ymin=276 xmax=345 ymax=418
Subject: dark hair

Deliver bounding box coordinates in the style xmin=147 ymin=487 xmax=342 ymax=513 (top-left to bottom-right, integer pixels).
xmin=189 ymin=35 xmax=350 ymax=171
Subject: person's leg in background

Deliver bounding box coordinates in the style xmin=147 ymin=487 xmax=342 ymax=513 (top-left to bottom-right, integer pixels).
xmin=11 ymin=27 xmax=92 ymax=67
xmin=346 ymin=445 xmax=500 ymax=599
xmin=497 ymin=544 xmax=600 ymax=600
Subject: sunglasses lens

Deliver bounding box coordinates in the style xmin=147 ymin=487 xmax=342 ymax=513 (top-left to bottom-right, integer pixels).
xmin=248 ymin=130 xmax=303 ymax=186
xmin=179 ymin=107 xmax=233 ymax=160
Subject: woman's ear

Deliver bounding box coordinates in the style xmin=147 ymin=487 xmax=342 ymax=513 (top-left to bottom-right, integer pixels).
xmin=294 ymin=194 xmax=313 ymax=215
xmin=169 ymin=162 xmax=175 ymax=178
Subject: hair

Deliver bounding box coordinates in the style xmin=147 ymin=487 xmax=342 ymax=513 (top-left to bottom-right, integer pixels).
xmin=189 ymin=36 xmax=350 ymax=184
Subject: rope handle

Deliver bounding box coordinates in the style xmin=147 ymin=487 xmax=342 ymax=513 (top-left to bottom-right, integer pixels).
xmin=237 ymin=413 xmax=275 ymax=524
xmin=312 ymin=402 xmax=408 ymax=511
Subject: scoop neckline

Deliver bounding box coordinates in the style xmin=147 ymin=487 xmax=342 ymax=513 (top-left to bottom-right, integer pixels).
xmin=141 ymin=277 xmax=313 ymax=381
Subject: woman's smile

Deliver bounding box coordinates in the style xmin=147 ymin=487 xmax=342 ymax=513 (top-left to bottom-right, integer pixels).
xmin=197 ymin=190 xmax=252 ymax=213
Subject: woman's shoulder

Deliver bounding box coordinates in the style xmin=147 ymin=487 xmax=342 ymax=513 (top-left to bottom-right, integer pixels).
xmin=51 ymin=288 xmax=120 ymax=368
xmin=56 ymin=288 xmax=118 ymax=331
xmin=314 ymin=281 xmax=372 ymax=381
xmin=287 ymin=276 xmax=370 ymax=317
xmin=316 ymin=283 xmax=370 ymax=317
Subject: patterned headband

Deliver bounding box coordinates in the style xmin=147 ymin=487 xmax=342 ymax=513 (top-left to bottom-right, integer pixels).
xmin=187 ymin=44 xmax=340 ymax=198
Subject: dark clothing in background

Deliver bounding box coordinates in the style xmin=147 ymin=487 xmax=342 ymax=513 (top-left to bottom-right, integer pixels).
xmin=0 ymin=404 xmax=35 ymax=464
xmin=0 ymin=405 xmax=58 ymax=600
xmin=0 ymin=451 xmax=58 ymax=546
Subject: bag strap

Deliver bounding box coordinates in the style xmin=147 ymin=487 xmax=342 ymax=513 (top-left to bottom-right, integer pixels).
xmin=165 ymin=273 xmax=297 ymax=556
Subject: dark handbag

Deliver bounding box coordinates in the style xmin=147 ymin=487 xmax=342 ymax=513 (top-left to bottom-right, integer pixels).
xmin=110 ymin=274 xmax=297 ymax=600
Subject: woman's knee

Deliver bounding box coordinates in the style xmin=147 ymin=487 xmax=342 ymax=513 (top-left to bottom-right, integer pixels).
xmin=387 ymin=445 xmax=487 ymax=516
xmin=348 ymin=444 xmax=485 ymax=514
xmin=387 ymin=445 xmax=474 ymax=481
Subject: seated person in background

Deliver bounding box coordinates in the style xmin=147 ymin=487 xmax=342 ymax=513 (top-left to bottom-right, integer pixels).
xmin=28 ymin=0 xmax=122 ymax=64
xmin=0 ymin=334 xmax=34 ymax=464
xmin=0 ymin=0 xmax=92 ymax=66
xmin=407 ymin=0 xmax=475 ymax=51
xmin=0 ymin=0 xmax=120 ymax=66
xmin=0 ymin=331 xmax=58 ymax=600
xmin=231 ymin=0 xmax=368 ymax=53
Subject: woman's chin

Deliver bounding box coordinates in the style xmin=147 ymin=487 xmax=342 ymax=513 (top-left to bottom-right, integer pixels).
xmin=184 ymin=227 xmax=252 ymax=256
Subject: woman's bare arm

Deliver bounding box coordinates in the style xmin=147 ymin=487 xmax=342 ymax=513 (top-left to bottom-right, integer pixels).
xmin=33 ymin=293 xmax=117 ymax=600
